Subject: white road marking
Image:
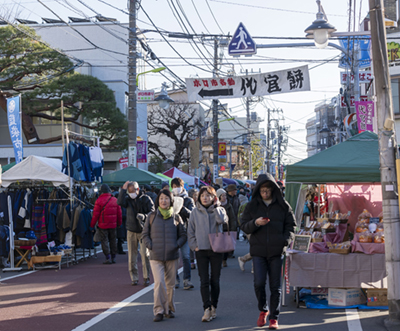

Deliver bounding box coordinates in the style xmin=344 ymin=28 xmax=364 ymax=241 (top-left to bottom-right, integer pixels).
xmin=0 ymin=271 xmax=36 ymax=281
xmin=71 ymin=266 xmax=184 ymax=331
xmin=346 ymin=309 xmax=363 ymax=331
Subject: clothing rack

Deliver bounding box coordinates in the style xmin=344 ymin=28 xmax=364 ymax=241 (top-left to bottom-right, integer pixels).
xmin=65 ymin=128 xmax=100 ymax=148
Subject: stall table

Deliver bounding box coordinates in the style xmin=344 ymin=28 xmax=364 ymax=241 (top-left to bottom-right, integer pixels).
xmin=287 ymin=252 xmax=387 ymax=307
xmin=29 ymin=255 xmax=62 ymax=270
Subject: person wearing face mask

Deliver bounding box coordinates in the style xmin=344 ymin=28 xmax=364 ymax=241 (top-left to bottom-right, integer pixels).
xmin=216 ymin=189 xmax=237 ymax=268
xmin=240 ymin=174 xmax=296 ymax=330
xmin=187 ymin=186 xmax=228 ymax=323
xmin=141 ymin=189 xmax=187 ymax=322
xmin=118 ymin=181 xmax=155 ymax=286
xmin=170 ymin=177 xmax=195 ymax=290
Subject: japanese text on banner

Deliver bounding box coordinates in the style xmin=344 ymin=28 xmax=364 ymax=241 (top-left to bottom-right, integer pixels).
xmin=7 ymin=95 xmax=23 ymax=163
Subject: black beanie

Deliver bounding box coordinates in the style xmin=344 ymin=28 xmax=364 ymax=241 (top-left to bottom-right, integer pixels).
xmin=100 ymin=184 xmax=111 ymax=194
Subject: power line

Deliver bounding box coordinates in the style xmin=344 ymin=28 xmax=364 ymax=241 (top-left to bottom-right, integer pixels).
xmin=205 ymin=0 xmax=224 ymax=34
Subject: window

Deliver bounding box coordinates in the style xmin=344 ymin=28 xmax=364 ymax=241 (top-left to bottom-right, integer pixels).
xmin=392 ymin=78 xmax=400 ymax=114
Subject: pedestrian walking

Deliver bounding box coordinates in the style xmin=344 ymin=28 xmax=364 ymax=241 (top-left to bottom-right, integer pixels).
xmin=187 ymin=186 xmax=228 ymax=322
xmin=226 ymin=184 xmax=240 ymax=242
xmin=90 ymin=184 xmax=122 ymax=264
xmin=240 ymin=174 xmax=296 ymax=329
xmin=216 ymin=188 xmax=237 ymax=268
xmin=237 ymin=194 xmax=253 ymax=272
xmin=171 ymin=177 xmax=195 ymax=290
xmin=141 ymin=189 xmax=187 ymax=322
xmin=188 ymin=188 xmax=199 ymax=270
xmin=117 ymin=181 xmax=155 ymax=286
xmin=143 ymin=184 xmax=157 ymax=203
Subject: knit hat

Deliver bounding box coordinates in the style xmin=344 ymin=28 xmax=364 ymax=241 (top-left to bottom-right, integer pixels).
xmin=100 ymin=184 xmax=111 ymax=194
xmin=216 ymin=188 xmax=227 ymax=198
xmin=226 ymin=184 xmax=237 ymax=192
xmin=143 ymin=184 xmax=152 ymax=191
xmin=162 ymin=181 xmax=169 ymax=189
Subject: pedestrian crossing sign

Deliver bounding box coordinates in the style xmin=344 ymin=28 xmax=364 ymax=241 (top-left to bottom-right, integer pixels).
xmin=228 ymin=22 xmax=257 ymax=57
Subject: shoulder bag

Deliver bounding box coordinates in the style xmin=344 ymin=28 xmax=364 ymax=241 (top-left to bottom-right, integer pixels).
xmin=208 ymin=225 xmax=237 ymax=253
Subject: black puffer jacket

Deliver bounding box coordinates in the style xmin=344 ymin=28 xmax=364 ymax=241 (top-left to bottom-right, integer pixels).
xmin=222 ymin=202 xmax=237 ymax=232
xmin=117 ymin=189 xmax=155 ymax=233
xmin=141 ymin=210 xmax=187 ymax=261
xmin=240 ymin=173 xmax=296 ymax=258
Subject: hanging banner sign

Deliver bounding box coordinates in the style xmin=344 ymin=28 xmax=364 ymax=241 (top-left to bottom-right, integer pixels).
xmin=186 ymin=65 xmax=310 ymax=101
xmin=119 ymin=157 xmax=129 ymax=170
xmin=218 ymin=142 xmax=227 ymax=163
xmin=137 ymin=141 xmax=147 ymax=163
xmin=355 ymin=101 xmax=374 ymax=132
xmin=137 ymin=90 xmax=155 ymax=102
xmin=7 ymin=95 xmax=23 ymax=164
xmin=340 ymin=71 xmax=372 ymax=84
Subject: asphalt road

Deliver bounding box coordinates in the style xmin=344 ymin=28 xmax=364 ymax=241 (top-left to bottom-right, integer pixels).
xmin=0 ymin=240 xmax=393 ymax=331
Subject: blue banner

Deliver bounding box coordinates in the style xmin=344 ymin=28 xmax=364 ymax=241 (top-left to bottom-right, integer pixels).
xmin=7 ymin=96 xmax=23 ymax=163
xmin=339 ymin=37 xmax=371 ymax=69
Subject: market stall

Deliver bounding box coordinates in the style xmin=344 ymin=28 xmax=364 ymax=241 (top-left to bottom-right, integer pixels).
xmin=163 ymin=167 xmax=199 ymax=187
xmin=103 ymin=166 xmax=163 ymax=187
xmin=284 ymin=131 xmax=387 ymax=309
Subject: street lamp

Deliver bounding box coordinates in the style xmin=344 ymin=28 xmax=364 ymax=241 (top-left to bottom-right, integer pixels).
xmin=136 ymin=66 xmax=166 ymax=87
xmin=304 ymin=0 xmax=336 ymax=49
xmin=154 ymin=82 xmax=175 ymax=110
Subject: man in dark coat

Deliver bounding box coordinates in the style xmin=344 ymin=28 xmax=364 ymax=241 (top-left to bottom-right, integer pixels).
xmin=118 ymin=181 xmax=155 ymax=286
xmin=143 ymin=184 xmax=157 ymax=203
xmin=240 ymin=174 xmax=296 ymax=330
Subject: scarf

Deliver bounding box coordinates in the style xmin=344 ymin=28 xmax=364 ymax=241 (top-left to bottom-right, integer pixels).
xmin=158 ymin=206 xmax=173 ymax=220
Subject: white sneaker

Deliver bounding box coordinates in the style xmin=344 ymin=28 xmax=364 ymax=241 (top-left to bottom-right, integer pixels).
xmin=211 ymin=306 xmax=217 ymax=319
xmin=238 ymin=257 xmax=245 ymax=271
xmin=202 ymin=308 xmax=212 ymax=322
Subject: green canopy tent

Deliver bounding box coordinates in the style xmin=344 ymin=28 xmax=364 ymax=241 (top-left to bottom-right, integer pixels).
xmin=103 ymin=166 xmax=163 ymax=187
xmin=1 ymin=162 xmax=16 ymax=173
xmin=285 ymin=131 xmax=380 ymax=214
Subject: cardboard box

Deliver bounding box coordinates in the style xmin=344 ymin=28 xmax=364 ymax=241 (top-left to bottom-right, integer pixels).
xmin=328 ymin=288 xmax=366 ymax=306
xmin=311 ymin=287 xmax=328 ymax=295
xmin=366 ymin=289 xmax=388 ymax=306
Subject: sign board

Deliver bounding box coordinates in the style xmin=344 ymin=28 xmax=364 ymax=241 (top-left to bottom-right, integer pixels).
xmin=186 ymin=65 xmax=310 ymax=101
xmin=228 ymin=22 xmax=256 ymax=56
xmin=388 ymin=41 xmax=400 ymax=62
xmin=340 ymin=95 xmax=368 ymax=108
xmin=119 ymin=157 xmax=129 ymax=170
xmin=218 ymin=142 xmax=227 ymax=163
xmin=292 ymin=235 xmax=312 ymax=253
xmin=7 ymin=95 xmax=23 ymax=164
xmin=340 ymin=71 xmax=372 ymax=84
xmin=355 ymin=101 xmax=374 ymax=132
xmin=338 ymin=38 xmax=371 ymax=69
xmin=137 ymin=90 xmax=155 ymax=102
xmin=128 ymin=145 xmax=136 ymax=167
xmin=137 ymin=141 xmax=147 ymax=163
xmin=213 ymin=164 xmax=219 ymax=184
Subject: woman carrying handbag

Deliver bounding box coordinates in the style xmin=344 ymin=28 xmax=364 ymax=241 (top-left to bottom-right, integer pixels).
xmin=187 ymin=186 xmax=228 ymax=323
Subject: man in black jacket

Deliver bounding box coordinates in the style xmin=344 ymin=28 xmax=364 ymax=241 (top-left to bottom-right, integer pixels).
xmin=118 ymin=181 xmax=155 ymax=286
xmin=171 ymin=177 xmax=195 ymax=290
xmin=240 ymin=174 xmax=296 ymax=330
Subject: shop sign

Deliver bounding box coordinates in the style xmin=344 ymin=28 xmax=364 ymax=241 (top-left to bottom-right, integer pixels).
xmin=292 ymin=235 xmax=311 ymax=253
xmin=355 ymin=101 xmax=374 ymax=132
xmin=388 ymin=42 xmax=400 ymax=62
xmin=218 ymin=142 xmax=227 ymax=163
xmin=7 ymin=95 xmax=23 ymax=164
xmin=137 ymin=90 xmax=155 ymax=102
xmin=119 ymin=157 xmax=128 ymax=169
xmin=340 ymin=95 xmax=368 ymax=108
xmin=340 ymin=71 xmax=372 ymax=84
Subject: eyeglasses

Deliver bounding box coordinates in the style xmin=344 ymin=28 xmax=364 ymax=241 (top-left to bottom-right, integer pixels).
xmin=260 ymin=188 xmax=273 ymax=194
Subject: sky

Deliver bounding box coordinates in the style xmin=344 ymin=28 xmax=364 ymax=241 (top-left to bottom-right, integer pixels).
xmin=0 ymin=0 xmax=370 ymax=164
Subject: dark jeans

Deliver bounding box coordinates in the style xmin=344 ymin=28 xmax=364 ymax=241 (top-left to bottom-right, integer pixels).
xmin=253 ymin=255 xmax=283 ymax=321
xmin=98 ymin=228 xmax=117 ymax=257
xmin=196 ymin=249 xmax=223 ymax=310
xmin=176 ymin=240 xmax=191 ymax=281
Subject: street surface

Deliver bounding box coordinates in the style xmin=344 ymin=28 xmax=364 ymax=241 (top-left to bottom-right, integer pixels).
xmin=0 ymin=241 xmax=392 ymax=331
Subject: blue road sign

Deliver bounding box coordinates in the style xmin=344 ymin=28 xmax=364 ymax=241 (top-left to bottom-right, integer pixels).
xmin=338 ymin=37 xmax=371 ymax=69
xmin=228 ymin=22 xmax=256 ymax=56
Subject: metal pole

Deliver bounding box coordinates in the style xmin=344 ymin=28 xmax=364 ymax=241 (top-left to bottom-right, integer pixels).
xmin=278 ymin=125 xmax=281 ymax=180
xmin=61 ymin=100 xmax=65 ymax=151
xmin=128 ymin=0 xmax=137 ymax=166
xmin=229 ymin=139 xmax=233 ymax=179
xmin=369 ymin=0 xmax=400 ymax=325
xmin=212 ymin=37 xmax=219 ymax=183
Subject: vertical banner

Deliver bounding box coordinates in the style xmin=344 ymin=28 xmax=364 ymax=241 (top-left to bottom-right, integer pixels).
xmin=189 ymin=138 xmax=200 ymax=169
xmin=355 ymin=101 xmax=374 ymax=132
xmin=218 ymin=142 xmax=227 ymax=163
xmin=137 ymin=141 xmax=147 ymax=163
xmin=7 ymin=95 xmax=23 ymax=163
xmin=128 ymin=145 xmax=136 ymax=167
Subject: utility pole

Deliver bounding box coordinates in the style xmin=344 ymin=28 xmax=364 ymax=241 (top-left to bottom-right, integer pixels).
xmin=369 ymin=0 xmax=400 ymax=325
xmin=128 ymin=0 xmax=137 ymax=166
xmin=277 ymin=125 xmax=282 ymax=180
xmin=212 ymin=37 xmax=219 ymax=183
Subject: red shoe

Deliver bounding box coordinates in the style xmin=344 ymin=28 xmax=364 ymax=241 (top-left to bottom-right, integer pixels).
xmin=269 ymin=319 xmax=279 ymax=329
xmin=257 ymin=311 xmax=268 ymax=327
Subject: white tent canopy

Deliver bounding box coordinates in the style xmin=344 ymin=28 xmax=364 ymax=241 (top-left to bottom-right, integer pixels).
xmin=1 ymin=155 xmax=70 ymax=187
xmin=163 ymin=167 xmax=199 ymax=186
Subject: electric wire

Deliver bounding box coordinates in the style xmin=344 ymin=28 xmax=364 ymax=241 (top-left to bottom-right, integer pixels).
xmin=205 ymin=0 xmax=224 ymax=34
